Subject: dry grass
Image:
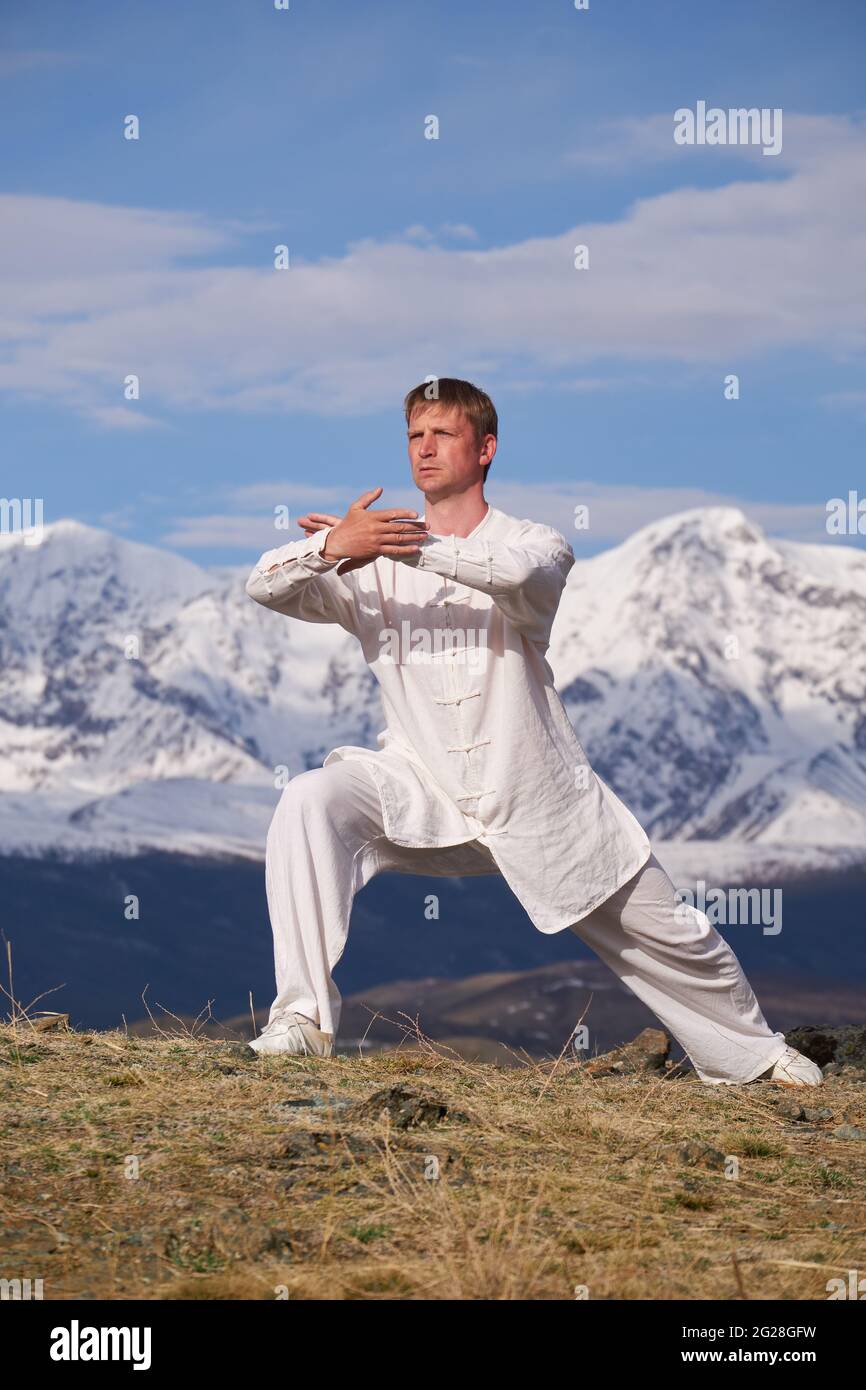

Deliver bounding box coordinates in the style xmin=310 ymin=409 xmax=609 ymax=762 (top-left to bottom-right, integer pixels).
xmin=1 ymin=1012 xmax=865 ymax=1301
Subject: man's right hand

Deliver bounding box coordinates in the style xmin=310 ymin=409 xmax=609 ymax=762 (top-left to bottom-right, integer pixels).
xmin=320 ymin=488 xmax=428 ymax=575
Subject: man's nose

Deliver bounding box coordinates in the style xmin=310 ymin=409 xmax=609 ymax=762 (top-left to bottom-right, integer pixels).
xmin=419 ymin=435 xmax=436 ymax=457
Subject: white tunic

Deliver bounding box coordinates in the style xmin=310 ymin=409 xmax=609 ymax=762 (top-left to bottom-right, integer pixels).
xmin=245 ymin=504 xmax=651 ymax=932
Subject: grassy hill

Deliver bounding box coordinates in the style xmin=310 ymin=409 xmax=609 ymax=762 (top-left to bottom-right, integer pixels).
xmin=2 ymin=1016 xmax=865 ymax=1300
xmin=119 ymin=957 xmax=866 ymax=1066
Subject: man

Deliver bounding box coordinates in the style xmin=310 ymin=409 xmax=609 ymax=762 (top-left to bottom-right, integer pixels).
xmin=244 ymin=378 xmax=821 ymax=1088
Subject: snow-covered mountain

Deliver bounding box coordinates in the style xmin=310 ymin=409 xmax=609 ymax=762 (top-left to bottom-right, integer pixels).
xmin=1 ymin=509 xmax=864 ymax=877
xmin=552 ymin=508 xmax=866 ymax=851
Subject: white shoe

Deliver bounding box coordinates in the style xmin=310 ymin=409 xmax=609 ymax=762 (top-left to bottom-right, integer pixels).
xmin=760 ymin=1045 xmax=823 ymax=1087
xmin=248 ymin=1011 xmax=334 ymax=1057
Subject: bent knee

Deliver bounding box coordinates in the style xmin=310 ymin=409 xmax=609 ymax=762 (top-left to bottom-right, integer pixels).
xmin=269 ymin=764 xmax=369 ymax=836
xmin=272 ymin=767 xmax=339 ymax=819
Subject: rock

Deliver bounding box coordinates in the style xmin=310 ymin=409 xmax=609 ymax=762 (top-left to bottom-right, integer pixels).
xmin=351 ymin=1084 xmax=466 ymax=1129
xmin=831 ymin=1124 xmax=866 ymax=1141
xmin=583 ymin=1028 xmax=670 ymax=1077
xmin=214 ymin=1043 xmax=257 ymax=1065
xmin=260 ymin=1228 xmax=294 ymax=1254
xmin=272 ymin=1095 xmax=353 ymax=1115
xmin=401 ymin=1144 xmax=474 ymax=1185
xmin=666 ymin=1139 xmax=726 ymax=1170
xmin=776 ymin=1097 xmax=806 ymax=1121
xmin=663 ymin=1056 xmax=695 ymax=1078
xmin=29 ymin=1013 xmax=70 ymax=1033
xmin=774 ymin=1096 xmax=834 ymax=1127
xmin=821 ymin=1061 xmax=865 ymax=1079
xmin=785 ymin=1025 xmax=866 ymax=1071
xmin=271 ymin=1129 xmax=377 ymax=1163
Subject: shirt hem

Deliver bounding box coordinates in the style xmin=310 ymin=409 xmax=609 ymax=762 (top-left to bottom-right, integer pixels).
xmin=489 ymin=838 xmax=654 ymax=935
xmin=323 ymin=746 xmax=482 ymax=851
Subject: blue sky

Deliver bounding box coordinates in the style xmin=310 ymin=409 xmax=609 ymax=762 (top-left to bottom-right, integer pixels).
xmin=1 ymin=0 xmax=865 ymax=560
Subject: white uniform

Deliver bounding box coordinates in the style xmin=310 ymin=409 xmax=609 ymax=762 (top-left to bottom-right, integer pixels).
xmin=245 ymin=505 xmax=789 ymax=1084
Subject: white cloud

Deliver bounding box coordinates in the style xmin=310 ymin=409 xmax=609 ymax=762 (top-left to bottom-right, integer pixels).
xmin=162 ymin=516 xmax=302 ymax=550
xmin=441 ymin=223 xmax=479 ymax=241
xmin=564 ymin=111 xmax=866 ymax=171
xmin=85 ymin=406 xmax=168 ymax=431
xmin=487 ymin=480 xmax=829 ymax=544
xmin=403 ymin=225 xmax=435 ymax=243
xmin=0 ymin=195 xmax=234 ymax=279
xmin=160 ymin=479 xmax=830 ymax=551
xmin=1 ymin=114 xmax=865 ymax=425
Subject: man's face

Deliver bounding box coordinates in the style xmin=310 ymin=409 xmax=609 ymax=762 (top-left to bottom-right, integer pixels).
xmin=407 ymin=403 xmax=495 ymax=500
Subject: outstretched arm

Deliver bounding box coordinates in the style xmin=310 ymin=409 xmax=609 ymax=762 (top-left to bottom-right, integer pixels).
xmin=245 ymin=527 xmax=358 ymax=630
xmin=398 ymin=524 xmax=575 ymax=644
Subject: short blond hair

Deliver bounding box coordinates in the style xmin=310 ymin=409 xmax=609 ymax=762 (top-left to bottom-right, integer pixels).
xmin=403 ymin=377 xmax=498 ymax=481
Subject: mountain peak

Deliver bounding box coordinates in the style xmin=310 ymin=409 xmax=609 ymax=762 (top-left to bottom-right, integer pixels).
xmin=641 ymin=505 xmax=762 ymax=545
xmin=0 ymin=516 xmax=117 ymax=553
xmin=44 ymin=518 xmax=95 ymax=536
xmin=0 ymin=515 xmax=213 ymax=605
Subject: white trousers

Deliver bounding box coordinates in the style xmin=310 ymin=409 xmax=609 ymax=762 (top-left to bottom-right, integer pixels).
xmin=262 ymin=761 xmax=790 ymax=1085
